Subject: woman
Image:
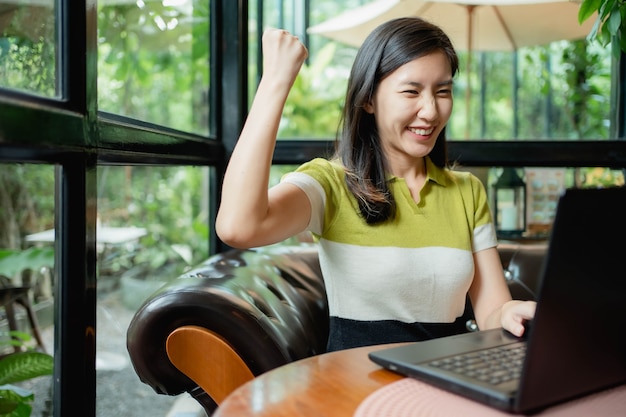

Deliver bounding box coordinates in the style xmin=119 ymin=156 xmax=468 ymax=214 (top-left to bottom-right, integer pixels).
xmin=216 ymin=17 xmax=536 ymax=352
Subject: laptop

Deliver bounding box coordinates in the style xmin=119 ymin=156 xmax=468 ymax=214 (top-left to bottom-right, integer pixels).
xmin=369 ymin=186 xmax=626 ymax=414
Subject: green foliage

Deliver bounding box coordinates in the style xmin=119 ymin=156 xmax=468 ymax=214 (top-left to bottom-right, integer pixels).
xmin=104 ymin=238 xmax=193 ymax=283
xmin=0 ymin=352 xmax=53 ymax=386
xmin=457 ymin=41 xmax=611 ymax=140
xmin=97 ymin=1 xmax=210 ymax=135
xmin=0 ymin=7 xmax=56 ymax=95
xmin=515 ymin=40 xmax=610 ymax=140
xmin=0 ymin=352 xmax=54 ymax=417
xmin=559 ymin=40 xmax=610 ymax=138
xmin=97 ymin=166 xmax=209 ymax=280
xmin=280 ymin=42 xmax=345 ymax=138
xmin=0 ymin=334 xmax=53 ymax=417
xmin=579 ymin=0 xmax=626 ymax=55
xmin=578 ymin=167 xmax=625 ymax=187
xmin=0 ymin=333 xmax=33 ymax=352
xmin=0 ymin=248 xmax=54 ymax=281
xmin=0 ymin=164 xmax=55 ymax=250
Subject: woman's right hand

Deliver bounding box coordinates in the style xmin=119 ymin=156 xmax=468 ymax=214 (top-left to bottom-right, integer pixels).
xmin=261 ymin=28 xmax=308 ymax=92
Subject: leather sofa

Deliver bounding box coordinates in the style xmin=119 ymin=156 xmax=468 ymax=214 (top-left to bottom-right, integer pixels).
xmin=126 ymin=242 xmax=546 ymax=416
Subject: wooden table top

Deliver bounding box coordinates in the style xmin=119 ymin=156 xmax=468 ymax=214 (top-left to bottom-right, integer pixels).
xmin=213 ymin=343 xmax=407 ymax=417
xmin=214 ymin=342 xmax=626 ymax=417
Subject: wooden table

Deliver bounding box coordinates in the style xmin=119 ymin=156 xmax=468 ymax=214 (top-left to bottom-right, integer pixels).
xmin=214 ymin=343 xmax=626 ymax=417
xmin=213 ymin=343 xmax=407 ymax=417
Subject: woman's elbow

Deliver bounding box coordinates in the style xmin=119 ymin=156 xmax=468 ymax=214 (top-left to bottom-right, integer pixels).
xmin=215 ymin=214 xmax=255 ymax=249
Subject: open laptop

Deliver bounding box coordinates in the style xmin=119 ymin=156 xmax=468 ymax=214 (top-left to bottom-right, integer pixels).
xmin=369 ymin=186 xmax=626 ymax=414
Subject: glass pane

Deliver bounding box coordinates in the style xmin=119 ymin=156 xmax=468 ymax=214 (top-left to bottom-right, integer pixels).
xmin=0 ymin=0 xmax=57 ymax=96
xmin=0 ymin=163 xmax=56 ymax=415
xmin=97 ymin=0 xmax=210 ymax=136
xmin=95 ymin=165 xmax=210 ymax=416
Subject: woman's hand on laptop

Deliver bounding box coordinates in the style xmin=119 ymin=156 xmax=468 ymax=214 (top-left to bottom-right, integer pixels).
xmin=501 ymin=300 xmax=537 ymax=337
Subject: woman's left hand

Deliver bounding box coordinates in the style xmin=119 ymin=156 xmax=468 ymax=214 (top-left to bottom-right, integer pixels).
xmin=500 ymin=300 xmax=537 ymax=337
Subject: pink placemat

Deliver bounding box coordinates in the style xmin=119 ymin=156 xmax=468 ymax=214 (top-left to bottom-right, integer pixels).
xmin=354 ymin=378 xmax=626 ymax=417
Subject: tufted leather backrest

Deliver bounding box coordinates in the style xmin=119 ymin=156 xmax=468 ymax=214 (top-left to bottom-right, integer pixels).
xmin=126 ymin=244 xmax=327 ymax=412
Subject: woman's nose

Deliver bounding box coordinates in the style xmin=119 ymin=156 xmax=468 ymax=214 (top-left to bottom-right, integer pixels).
xmin=417 ymin=95 xmax=438 ymax=121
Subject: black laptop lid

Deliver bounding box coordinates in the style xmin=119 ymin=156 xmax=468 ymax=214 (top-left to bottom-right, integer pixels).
xmin=517 ymin=186 xmax=626 ymax=411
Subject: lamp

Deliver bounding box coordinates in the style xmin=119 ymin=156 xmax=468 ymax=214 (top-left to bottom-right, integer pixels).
xmin=493 ymin=168 xmax=526 ymax=239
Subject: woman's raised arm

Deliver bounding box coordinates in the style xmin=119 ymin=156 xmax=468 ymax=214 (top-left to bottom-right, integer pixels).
xmin=216 ymin=29 xmax=312 ymax=248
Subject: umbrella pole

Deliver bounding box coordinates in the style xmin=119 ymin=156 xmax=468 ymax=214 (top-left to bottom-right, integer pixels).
xmin=465 ymin=6 xmax=475 ymax=139
xmin=465 ymin=57 xmax=472 ymax=139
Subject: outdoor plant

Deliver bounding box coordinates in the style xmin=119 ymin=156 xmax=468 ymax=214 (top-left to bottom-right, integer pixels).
xmin=579 ymin=0 xmax=626 ymax=55
xmin=0 ymin=248 xmax=55 ymax=416
xmin=0 ymin=332 xmax=53 ymax=417
xmin=0 ymin=248 xmax=54 ymax=283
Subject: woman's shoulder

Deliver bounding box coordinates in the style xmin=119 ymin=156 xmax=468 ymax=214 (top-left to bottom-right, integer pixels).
xmin=299 ymin=157 xmax=343 ymax=170
xmin=296 ymin=157 xmax=346 ymax=180
xmin=434 ymin=166 xmax=489 ymax=202
xmin=428 ymin=160 xmax=482 ymax=187
xmin=444 ymin=166 xmax=485 ymax=188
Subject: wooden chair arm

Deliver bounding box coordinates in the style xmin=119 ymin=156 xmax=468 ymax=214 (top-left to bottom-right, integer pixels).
xmin=166 ymin=325 xmax=255 ymax=405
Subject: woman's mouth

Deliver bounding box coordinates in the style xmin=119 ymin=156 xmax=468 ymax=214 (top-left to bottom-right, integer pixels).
xmin=408 ymin=127 xmax=434 ymax=136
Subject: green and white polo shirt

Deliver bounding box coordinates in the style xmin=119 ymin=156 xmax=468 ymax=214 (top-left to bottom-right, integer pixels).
xmin=281 ymin=156 xmax=498 ymax=351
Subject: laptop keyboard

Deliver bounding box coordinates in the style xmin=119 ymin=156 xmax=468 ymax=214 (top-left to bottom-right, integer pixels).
xmin=428 ymin=343 xmax=526 ymax=386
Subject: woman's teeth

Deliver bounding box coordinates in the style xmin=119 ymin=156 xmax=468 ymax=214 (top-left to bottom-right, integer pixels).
xmin=409 ymin=127 xmax=434 ymax=135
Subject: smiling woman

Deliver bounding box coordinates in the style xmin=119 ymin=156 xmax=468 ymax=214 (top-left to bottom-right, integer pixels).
xmin=217 ymin=17 xmax=536 ymax=357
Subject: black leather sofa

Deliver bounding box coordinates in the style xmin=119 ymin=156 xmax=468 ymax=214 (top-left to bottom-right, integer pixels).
xmin=126 ymin=242 xmax=546 ymax=416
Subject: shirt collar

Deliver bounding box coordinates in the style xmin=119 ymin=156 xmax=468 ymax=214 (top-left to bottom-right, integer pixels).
xmin=424 ymin=156 xmax=448 ymax=187
xmin=387 ymin=156 xmax=449 ymax=187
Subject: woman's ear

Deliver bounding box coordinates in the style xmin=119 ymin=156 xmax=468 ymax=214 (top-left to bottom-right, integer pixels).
xmin=364 ymin=101 xmax=375 ymax=114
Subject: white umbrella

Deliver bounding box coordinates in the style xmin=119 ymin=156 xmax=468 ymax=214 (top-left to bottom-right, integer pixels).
xmin=308 ymin=0 xmax=594 ymax=52
xmin=308 ymin=0 xmax=596 ymax=137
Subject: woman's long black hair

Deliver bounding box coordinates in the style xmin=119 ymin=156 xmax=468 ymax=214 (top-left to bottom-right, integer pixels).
xmin=335 ymin=17 xmax=459 ymax=224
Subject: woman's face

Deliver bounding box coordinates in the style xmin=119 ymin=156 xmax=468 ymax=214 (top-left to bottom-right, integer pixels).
xmin=365 ymin=51 xmax=453 ymax=167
